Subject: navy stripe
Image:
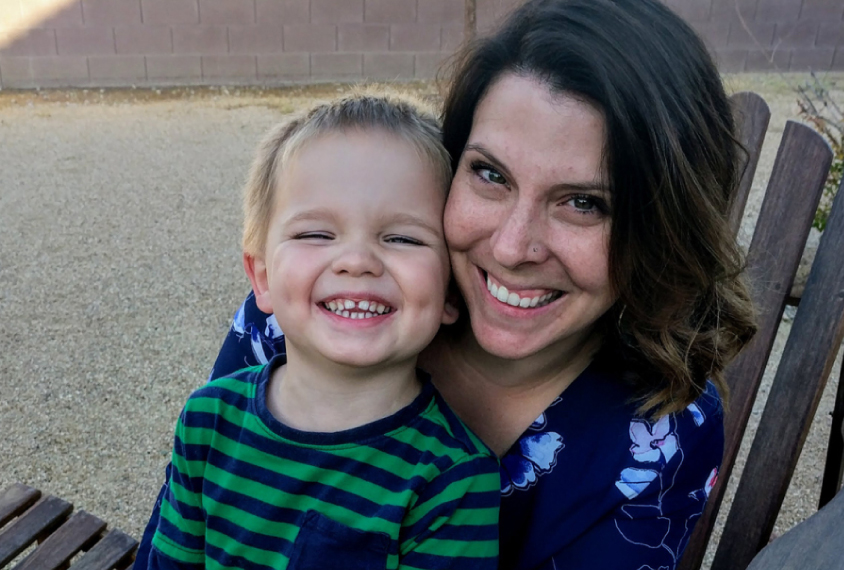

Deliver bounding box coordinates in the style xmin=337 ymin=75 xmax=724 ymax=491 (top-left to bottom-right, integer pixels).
xmin=205 ymin=542 xmax=278 ymax=570
xmin=403 ymin=495 xmax=484 ymax=542
xmin=201 ymin=478 xmax=309 ymax=527
xmin=376 ymin=436 xmax=459 ymax=474
xmin=409 ymin=414 xmax=475 ymax=454
xmin=401 ymin=550 xmax=495 ymax=568
xmin=414 ymin=458 xmax=499 ymax=510
xmin=424 ymin=522 xmax=499 ymax=542
xmin=206 ymin=513 xmax=294 ymax=556
xmin=189 ymin=382 xmax=251 ymax=413
xmin=148 ymin=547 xmax=205 ymax=570
xmin=156 ymin=512 xmax=205 ymax=552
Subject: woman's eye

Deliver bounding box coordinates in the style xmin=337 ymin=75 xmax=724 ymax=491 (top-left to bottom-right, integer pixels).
xmin=470 ymin=161 xmax=507 ymax=185
xmin=567 ymin=195 xmax=607 ymax=215
xmin=386 ymin=235 xmax=423 ymax=245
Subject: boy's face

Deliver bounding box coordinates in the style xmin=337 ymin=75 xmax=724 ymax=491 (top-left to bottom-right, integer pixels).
xmin=246 ymin=130 xmax=456 ymax=371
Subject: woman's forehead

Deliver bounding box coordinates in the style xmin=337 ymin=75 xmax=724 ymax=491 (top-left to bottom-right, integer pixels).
xmin=468 ymin=74 xmax=607 ymax=185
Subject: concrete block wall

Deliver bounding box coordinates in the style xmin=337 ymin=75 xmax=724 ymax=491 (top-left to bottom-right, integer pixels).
xmin=0 ymin=0 xmax=841 ymax=88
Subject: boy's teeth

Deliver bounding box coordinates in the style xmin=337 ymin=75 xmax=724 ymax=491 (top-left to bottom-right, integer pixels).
xmin=323 ymin=298 xmax=392 ymax=318
xmin=485 ymin=274 xmax=561 ymax=308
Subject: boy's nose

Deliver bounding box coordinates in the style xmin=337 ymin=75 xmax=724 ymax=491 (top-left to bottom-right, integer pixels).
xmin=331 ymin=243 xmax=385 ymax=277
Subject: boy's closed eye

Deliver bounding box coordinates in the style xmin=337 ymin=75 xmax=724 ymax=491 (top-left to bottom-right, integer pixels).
xmin=294 ymin=232 xmax=334 ymax=240
xmin=384 ymin=235 xmax=424 ymax=246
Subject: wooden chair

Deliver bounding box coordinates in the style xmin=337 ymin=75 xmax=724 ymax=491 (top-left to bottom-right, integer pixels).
xmin=679 ymin=93 xmax=844 ymax=570
xmin=0 ymin=483 xmax=136 ymax=570
xmin=745 ymin=422 xmax=844 ymax=569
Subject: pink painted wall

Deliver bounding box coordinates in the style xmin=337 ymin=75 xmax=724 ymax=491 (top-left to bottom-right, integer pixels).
xmin=0 ymin=0 xmax=841 ymax=89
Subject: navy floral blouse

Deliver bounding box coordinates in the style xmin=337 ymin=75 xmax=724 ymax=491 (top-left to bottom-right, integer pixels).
xmin=137 ymin=293 xmax=724 ymax=570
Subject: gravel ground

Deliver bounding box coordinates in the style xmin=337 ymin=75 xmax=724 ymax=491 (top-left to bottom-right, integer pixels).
xmin=1 ymin=74 xmax=842 ymax=564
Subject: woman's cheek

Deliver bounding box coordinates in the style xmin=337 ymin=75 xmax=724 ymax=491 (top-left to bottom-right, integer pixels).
xmin=444 ymin=178 xmax=485 ymax=252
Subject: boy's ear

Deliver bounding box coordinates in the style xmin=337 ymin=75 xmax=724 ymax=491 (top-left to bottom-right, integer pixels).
xmin=441 ymin=284 xmax=460 ymax=325
xmin=243 ymin=253 xmax=274 ymax=315
xmin=441 ymin=300 xmax=459 ymax=325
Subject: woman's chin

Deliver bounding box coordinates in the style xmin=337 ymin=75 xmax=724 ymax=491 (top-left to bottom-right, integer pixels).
xmin=469 ymin=325 xmax=553 ymax=361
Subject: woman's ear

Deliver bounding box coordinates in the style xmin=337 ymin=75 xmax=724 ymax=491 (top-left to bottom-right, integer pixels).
xmin=243 ymin=253 xmax=274 ymax=314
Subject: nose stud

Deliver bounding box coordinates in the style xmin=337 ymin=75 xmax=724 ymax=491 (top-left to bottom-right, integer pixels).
xmin=533 ymin=247 xmax=538 ymax=253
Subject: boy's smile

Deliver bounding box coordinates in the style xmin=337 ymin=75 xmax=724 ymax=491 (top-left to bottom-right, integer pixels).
xmin=247 ymin=129 xmax=456 ymax=373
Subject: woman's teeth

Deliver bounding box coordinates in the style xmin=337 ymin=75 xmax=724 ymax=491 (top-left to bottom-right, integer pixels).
xmin=323 ymin=299 xmax=391 ymax=319
xmin=486 ymin=275 xmax=562 ymax=308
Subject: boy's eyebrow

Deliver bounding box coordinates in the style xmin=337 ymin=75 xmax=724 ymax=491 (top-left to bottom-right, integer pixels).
xmin=465 ymin=143 xmax=609 ymax=194
xmin=383 ymin=212 xmax=442 ymax=236
xmin=284 ymin=209 xmax=442 ymax=235
xmin=284 ymin=208 xmax=337 ymax=224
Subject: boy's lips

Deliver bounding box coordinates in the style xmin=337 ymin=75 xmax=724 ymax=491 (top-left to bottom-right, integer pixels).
xmin=482 ymin=270 xmax=564 ymax=309
xmin=320 ymin=297 xmax=394 ymax=319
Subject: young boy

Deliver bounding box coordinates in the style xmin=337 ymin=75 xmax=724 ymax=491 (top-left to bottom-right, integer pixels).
xmin=147 ymin=94 xmax=500 ymax=570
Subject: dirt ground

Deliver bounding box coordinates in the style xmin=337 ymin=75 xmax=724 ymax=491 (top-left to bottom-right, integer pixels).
xmin=1 ymin=73 xmax=842 ymax=567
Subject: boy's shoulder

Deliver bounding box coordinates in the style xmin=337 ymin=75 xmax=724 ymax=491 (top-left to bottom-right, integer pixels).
xmin=413 ymin=377 xmax=498 ymax=464
xmin=186 ymin=362 xmax=267 ymax=409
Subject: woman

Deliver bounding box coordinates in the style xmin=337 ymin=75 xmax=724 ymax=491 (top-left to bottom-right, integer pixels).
xmin=138 ymin=0 xmax=755 ymax=567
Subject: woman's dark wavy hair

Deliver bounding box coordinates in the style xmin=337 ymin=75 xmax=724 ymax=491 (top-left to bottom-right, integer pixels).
xmin=441 ymin=0 xmax=757 ymax=417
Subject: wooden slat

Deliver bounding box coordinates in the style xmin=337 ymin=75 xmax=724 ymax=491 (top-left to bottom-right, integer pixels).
xmin=0 ymin=496 xmax=72 ymax=568
xmin=728 ymin=92 xmax=772 ymax=236
xmin=68 ymin=530 xmax=137 ymax=570
xmin=745 ymin=488 xmax=844 ymax=570
xmin=712 ymin=177 xmax=844 ymax=569
xmin=679 ymin=121 xmax=833 ymax=570
xmin=819 ymin=362 xmax=844 ymax=508
xmin=12 ymin=511 xmax=106 ymax=570
xmin=0 ymin=486 xmax=40 ymax=529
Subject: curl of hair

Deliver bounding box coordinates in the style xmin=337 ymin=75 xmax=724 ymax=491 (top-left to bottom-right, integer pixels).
xmin=440 ymin=0 xmax=757 ymax=417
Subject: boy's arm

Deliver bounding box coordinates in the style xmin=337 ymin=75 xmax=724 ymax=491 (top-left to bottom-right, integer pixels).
xmin=399 ymin=455 xmax=501 ymax=570
xmin=147 ymin=407 xmax=207 ymax=570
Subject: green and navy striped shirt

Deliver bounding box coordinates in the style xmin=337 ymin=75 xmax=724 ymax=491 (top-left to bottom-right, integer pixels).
xmin=149 ymin=354 xmax=500 ymax=569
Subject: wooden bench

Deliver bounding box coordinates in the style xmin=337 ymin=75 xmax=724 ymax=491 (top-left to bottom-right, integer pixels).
xmin=0 ymin=483 xmax=136 ymax=570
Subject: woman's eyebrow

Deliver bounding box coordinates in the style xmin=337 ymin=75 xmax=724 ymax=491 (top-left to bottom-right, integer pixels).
xmin=464 ymin=143 xmax=515 ymax=180
xmin=465 ymin=143 xmax=609 ymax=194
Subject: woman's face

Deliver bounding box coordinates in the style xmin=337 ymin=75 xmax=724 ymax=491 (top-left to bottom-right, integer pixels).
xmin=444 ymin=73 xmax=616 ymax=361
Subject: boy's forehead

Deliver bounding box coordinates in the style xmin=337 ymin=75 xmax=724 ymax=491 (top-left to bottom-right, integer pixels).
xmin=272 ymin=130 xmax=447 ymax=213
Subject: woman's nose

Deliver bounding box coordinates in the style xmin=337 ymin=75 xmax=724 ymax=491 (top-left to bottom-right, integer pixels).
xmin=331 ymin=242 xmax=385 ymax=277
xmin=490 ymin=201 xmax=547 ymax=268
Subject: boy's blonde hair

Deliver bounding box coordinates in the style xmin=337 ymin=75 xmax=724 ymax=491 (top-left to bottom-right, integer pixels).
xmin=242 ymin=91 xmax=453 ymax=258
